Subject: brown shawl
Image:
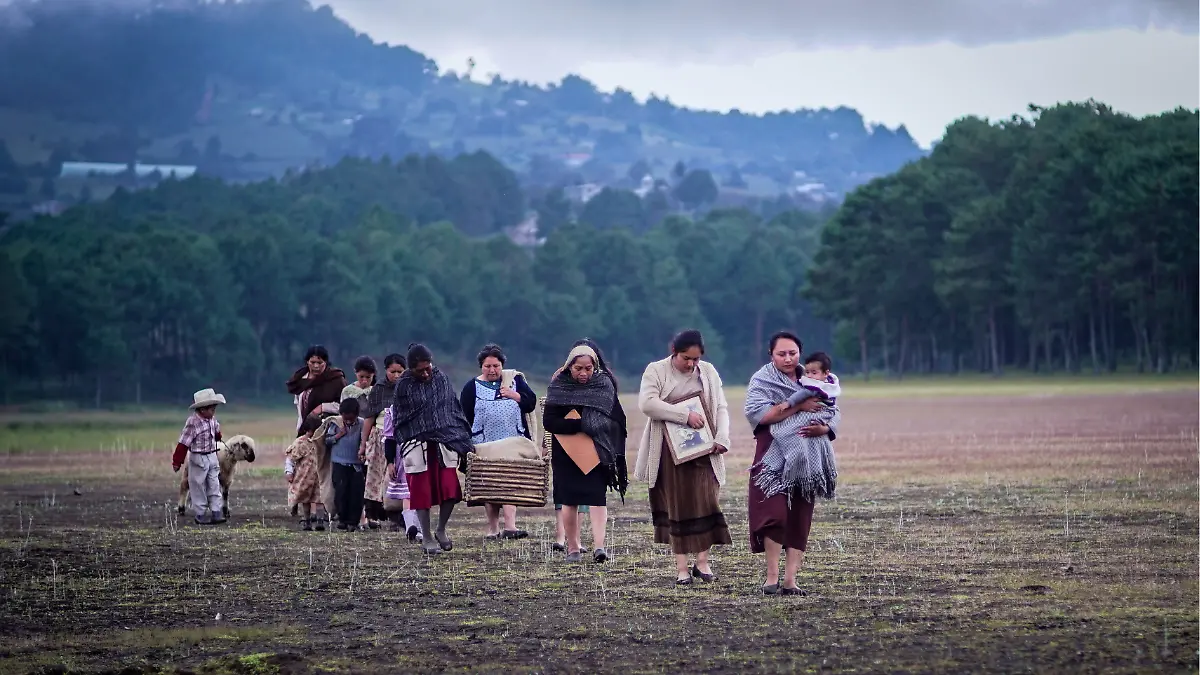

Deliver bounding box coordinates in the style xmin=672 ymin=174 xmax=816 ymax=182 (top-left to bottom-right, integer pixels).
xmin=287 ymin=366 xmax=347 ymax=436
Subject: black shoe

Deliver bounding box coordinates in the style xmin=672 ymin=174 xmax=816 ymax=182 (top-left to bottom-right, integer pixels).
xmin=406 ymin=525 xmax=419 ymax=542
xmin=676 ymin=576 xmax=693 ymax=586
xmin=552 ymin=542 xmax=566 ymax=552
xmin=781 ymin=586 xmax=806 ymax=596
xmin=301 ymin=519 xmax=313 ymax=531
xmin=336 ymin=522 xmax=349 ymax=531
xmin=762 ymin=584 xmax=781 ymax=595
xmin=501 ymin=529 xmax=528 ymax=540
xmin=592 ymin=548 xmax=608 ymax=563
xmin=691 ymin=565 xmax=717 ymax=583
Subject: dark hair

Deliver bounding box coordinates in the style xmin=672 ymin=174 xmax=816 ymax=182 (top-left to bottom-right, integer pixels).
xmin=339 ymin=398 xmax=360 ymax=416
xmin=407 ymin=342 xmax=433 ymax=367
xmin=671 ymin=329 xmax=705 ymax=355
xmin=767 ymin=330 xmax=802 ymax=355
xmin=353 ymin=355 xmax=377 ymax=376
xmin=804 ymin=351 xmax=832 ymax=373
xmin=477 ymin=343 xmax=506 ymax=367
xmin=383 ymin=353 xmax=407 ymax=369
xmin=572 ymin=337 xmax=618 ymax=391
xmin=304 ymin=345 xmax=330 ymax=364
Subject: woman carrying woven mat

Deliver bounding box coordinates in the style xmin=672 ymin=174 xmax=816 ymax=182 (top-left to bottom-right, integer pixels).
xmin=635 ymin=329 xmax=732 ymax=586
xmin=460 ymin=343 xmax=538 ymax=541
xmin=391 ymin=343 xmax=474 ymax=555
xmin=543 ymin=343 xmax=628 ymax=564
xmin=745 ymin=330 xmax=840 ymax=596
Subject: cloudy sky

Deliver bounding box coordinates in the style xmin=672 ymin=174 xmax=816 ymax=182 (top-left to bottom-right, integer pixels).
xmin=320 ymin=0 xmax=1198 ymax=147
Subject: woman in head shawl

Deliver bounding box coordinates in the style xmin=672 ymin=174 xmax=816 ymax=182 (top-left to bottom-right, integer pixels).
xmin=550 ymin=337 xmax=617 ymax=551
xmin=744 ymin=331 xmax=840 ymax=596
xmin=543 ymin=342 xmax=628 ymax=564
xmin=390 ymin=343 xmax=474 ymax=555
xmin=285 ymin=345 xmax=347 ymax=528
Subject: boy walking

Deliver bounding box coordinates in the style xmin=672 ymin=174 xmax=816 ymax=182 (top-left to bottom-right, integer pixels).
xmin=327 ymin=398 xmax=367 ymax=531
xmin=173 ymin=388 xmax=227 ymax=525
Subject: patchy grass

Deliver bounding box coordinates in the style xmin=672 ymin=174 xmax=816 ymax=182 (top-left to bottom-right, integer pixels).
xmin=0 ymin=387 xmax=1195 ymax=673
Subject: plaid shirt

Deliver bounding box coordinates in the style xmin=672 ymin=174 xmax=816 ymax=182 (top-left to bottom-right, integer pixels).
xmin=179 ymin=413 xmax=221 ymax=454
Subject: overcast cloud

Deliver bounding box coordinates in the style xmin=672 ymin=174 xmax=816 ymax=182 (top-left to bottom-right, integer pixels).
xmin=322 ymin=0 xmax=1197 ymax=70
xmin=320 ymin=1 xmax=1198 ymax=146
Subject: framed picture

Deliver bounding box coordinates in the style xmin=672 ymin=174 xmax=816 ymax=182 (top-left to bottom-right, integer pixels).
xmin=663 ymin=390 xmax=717 ymax=465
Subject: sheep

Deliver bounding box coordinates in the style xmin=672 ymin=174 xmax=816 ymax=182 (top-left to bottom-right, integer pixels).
xmin=176 ymin=434 xmax=257 ymax=518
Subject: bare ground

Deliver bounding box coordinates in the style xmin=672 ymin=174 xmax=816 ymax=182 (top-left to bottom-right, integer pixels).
xmin=0 ymin=390 xmax=1196 ymax=674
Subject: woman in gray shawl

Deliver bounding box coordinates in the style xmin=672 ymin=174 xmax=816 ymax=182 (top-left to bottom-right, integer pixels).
xmin=543 ymin=343 xmax=628 ymax=563
xmin=744 ymin=331 xmax=840 ymax=596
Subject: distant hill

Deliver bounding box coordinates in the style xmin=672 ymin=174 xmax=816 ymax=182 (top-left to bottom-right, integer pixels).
xmin=0 ymin=0 xmax=925 ymax=214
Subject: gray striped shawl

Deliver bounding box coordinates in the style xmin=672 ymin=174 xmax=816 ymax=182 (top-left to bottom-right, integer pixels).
xmin=744 ymin=363 xmax=839 ymax=505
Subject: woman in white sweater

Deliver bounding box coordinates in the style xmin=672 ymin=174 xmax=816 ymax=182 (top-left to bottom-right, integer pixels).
xmin=635 ymin=329 xmax=732 ymax=585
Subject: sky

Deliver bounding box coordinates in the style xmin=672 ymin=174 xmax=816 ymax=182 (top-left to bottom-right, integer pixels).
xmin=320 ymin=0 xmax=1199 ymax=147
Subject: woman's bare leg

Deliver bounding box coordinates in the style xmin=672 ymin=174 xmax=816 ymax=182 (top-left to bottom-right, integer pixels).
xmin=674 ymin=553 xmax=690 ymax=580
xmin=563 ymin=506 xmax=581 ymax=553
xmin=783 ymin=548 xmax=805 ymax=589
xmin=502 ymin=504 xmax=518 ymax=531
xmin=589 ymin=506 xmax=608 ymax=550
xmin=484 ymin=503 xmax=501 ymax=536
xmin=764 ymin=537 xmax=782 ymax=586
xmin=555 ymin=510 xmax=567 ymax=545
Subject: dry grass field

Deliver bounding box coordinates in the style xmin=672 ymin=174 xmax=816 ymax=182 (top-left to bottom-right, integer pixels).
xmin=0 ymin=378 xmax=1196 ymax=674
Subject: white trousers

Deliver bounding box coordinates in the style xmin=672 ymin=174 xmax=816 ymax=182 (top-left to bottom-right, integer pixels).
xmin=188 ymin=451 xmax=223 ymax=515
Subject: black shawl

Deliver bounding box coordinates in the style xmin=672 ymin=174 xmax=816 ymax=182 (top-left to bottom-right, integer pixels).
xmin=545 ymin=370 xmax=628 ymax=497
xmin=391 ymin=367 xmax=474 ymax=457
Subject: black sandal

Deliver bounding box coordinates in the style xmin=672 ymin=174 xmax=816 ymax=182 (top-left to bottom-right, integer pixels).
xmin=676 ymin=576 xmax=693 ymax=586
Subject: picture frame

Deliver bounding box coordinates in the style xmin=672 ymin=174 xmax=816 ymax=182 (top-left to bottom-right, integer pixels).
xmin=663 ymin=389 xmax=718 ymax=465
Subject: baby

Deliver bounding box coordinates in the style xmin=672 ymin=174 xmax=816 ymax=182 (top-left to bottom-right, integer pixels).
xmin=783 ymin=351 xmax=840 ymax=407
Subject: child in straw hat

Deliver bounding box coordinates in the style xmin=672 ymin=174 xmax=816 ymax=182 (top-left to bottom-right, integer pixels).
xmin=173 ymin=388 xmax=228 ymax=525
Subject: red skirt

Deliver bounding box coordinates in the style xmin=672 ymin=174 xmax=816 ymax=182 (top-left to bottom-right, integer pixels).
xmin=748 ymin=427 xmax=815 ymax=553
xmin=405 ymin=442 xmax=463 ymax=510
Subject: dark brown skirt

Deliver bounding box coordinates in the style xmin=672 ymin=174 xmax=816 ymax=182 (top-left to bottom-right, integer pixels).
xmin=649 ymin=440 xmax=731 ymax=554
xmin=748 ymin=427 xmax=815 ymax=553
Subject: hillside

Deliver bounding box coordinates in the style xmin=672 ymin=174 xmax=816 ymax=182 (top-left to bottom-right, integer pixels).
xmin=0 ymin=0 xmax=925 ymax=216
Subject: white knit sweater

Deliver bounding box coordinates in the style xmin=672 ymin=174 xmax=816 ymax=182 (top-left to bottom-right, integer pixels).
xmin=633 ymin=358 xmax=730 ymax=489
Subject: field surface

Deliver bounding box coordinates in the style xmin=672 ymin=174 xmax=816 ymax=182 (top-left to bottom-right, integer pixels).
xmin=0 ymin=379 xmax=1196 ymax=674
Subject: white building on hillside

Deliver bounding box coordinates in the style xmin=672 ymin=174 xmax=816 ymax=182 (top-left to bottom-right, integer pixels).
xmin=60 ymin=162 xmax=198 ymax=179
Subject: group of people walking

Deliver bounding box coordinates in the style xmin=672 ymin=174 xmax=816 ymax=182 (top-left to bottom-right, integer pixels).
xmin=179 ymin=328 xmax=842 ymax=593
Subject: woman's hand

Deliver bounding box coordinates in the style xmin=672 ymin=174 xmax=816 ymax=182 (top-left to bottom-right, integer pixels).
xmin=286 ymin=473 xmax=294 ymax=484
xmin=712 ymin=443 xmax=729 ymax=455
xmin=799 ymin=422 xmax=830 ymax=437
xmin=686 ymin=411 xmax=706 ymax=429
xmin=499 ymin=386 xmax=521 ymax=401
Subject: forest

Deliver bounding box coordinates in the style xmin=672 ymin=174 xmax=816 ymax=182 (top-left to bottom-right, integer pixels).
xmin=0 ymin=100 xmax=1195 ymax=406
xmin=808 ymin=101 xmax=1198 ymax=376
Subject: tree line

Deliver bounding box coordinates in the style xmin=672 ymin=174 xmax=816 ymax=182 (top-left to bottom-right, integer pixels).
xmin=0 ymin=100 xmax=1193 ymax=407
xmin=0 ymin=152 xmax=830 ymax=406
xmin=805 ymin=102 xmax=1198 ymax=376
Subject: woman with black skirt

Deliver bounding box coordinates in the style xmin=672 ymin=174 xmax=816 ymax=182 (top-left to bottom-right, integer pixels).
xmin=543 ymin=343 xmax=628 ymax=563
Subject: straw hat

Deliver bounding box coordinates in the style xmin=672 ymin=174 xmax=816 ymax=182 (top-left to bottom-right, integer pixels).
xmin=189 ymin=388 xmax=227 ymax=410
